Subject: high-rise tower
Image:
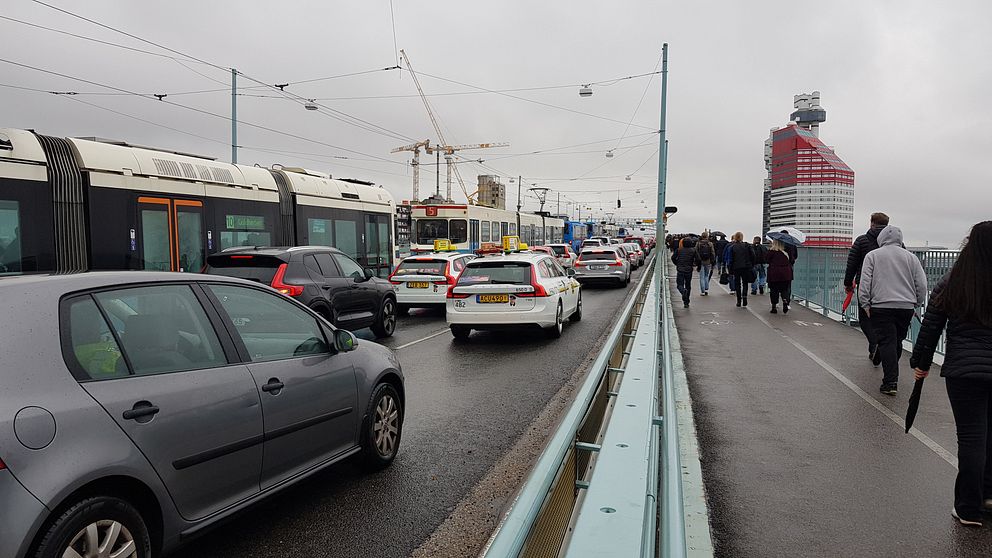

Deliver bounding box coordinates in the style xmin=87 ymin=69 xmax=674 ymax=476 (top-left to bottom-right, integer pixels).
xmin=763 ymin=92 xmax=854 ymax=247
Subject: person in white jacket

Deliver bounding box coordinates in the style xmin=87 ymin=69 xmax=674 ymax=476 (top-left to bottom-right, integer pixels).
xmin=858 ymin=225 xmax=927 ymax=395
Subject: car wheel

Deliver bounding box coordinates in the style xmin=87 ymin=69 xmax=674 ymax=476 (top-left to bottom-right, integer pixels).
xmin=371 ymin=297 xmax=397 ymax=338
xmin=571 ymin=292 xmax=583 ymax=322
xmin=450 ymin=325 xmax=471 ymax=340
xmin=33 ymin=496 xmax=151 ymax=558
xmin=360 ymin=383 xmax=403 ymax=470
xmin=396 ymin=304 xmax=410 ymax=316
xmin=546 ymin=302 xmax=564 ymax=339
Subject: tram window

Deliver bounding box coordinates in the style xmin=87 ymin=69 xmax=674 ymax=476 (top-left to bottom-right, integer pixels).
xmin=377 ymin=221 xmax=390 ymax=273
xmin=491 ymin=222 xmax=499 ymax=240
xmin=141 ymin=209 xmax=171 ymax=271
xmin=335 ymin=219 xmax=359 ymax=259
xmin=0 ymin=200 xmax=21 ymax=274
xmin=449 ymin=219 xmax=467 ymax=244
xmin=418 ymin=219 xmax=448 ymax=244
xmin=508 ymin=223 xmax=516 ymax=236
xmin=220 ymin=214 xmax=271 ymax=249
xmin=481 ymin=221 xmax=490 ymax=242
xmin=176 ymin=210 xmax=203 ymax=273
xmin=308 ymin=218 xmax=333 ymax=247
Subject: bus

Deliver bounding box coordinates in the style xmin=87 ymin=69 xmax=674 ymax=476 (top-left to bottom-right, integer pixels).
xmin=0 ymin=128 xmax=396 ymax=277
xmin=410 ymin=204 xmax=565 ymax=253
xmin=562 ymin=220 xmax=589 ymax=253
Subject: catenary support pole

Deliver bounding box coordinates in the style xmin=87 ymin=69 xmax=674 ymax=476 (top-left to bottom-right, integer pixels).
xmin=231 ymin=68 xmax=238 ymax=164
xmin=516 ymin=175 xmax=522 ymax=234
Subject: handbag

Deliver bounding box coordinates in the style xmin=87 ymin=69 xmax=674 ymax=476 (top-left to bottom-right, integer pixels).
xmin=719 ymin=271 xmax=729 ymax=285
xmin=744 ymin=267 xmax=757 ymax=283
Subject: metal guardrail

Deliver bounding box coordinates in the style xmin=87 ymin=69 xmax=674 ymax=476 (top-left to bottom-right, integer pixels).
xmin=482 ymin=250 xmax=691 ymax=558
xmin=791 ymin=246 xmax=959 ymax=355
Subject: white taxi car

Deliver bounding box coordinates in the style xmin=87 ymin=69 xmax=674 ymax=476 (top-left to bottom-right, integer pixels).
xmin=389 ymin=251 xmax=476 ymax=314
xmin=446 ymin=252 xmax=581 ymax=340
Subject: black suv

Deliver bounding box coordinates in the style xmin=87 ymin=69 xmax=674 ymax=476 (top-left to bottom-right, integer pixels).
xmin=205 ymin=246 xmax=398 ymax=338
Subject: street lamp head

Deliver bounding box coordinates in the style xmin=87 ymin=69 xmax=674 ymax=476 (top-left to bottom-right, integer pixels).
xmin=304 ymin=100 xmax=319 ymax=111
xmin=605 ymin=150 xmax=614 ymax=158
xmin=579 ymin=85 xmax=593 ymax=97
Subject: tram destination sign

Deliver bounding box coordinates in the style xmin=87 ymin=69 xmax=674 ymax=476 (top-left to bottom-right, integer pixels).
xmin=226 ymin=215 xmax=266 ymax=231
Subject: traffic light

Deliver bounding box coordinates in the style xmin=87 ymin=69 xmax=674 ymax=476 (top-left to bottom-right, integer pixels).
xmin=616 ymin=199 xmax=621 ymax=208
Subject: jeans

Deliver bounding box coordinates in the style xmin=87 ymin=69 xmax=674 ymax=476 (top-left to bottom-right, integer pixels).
xmin=751 ymin=264 xmax=767 ymax=294
xmin=945 ymin=378 xmax=992 ymax=520
xmin=731 ymin=272 xmax=750 ymax=300
xmin=869 ymin=307 xmax=914 ymax=386
xmin=768 ymin=280 xmax=791 ymax=306
xmin=699 ymin=263 xmax=713 ymax=293
xmin=676 ymin=270 xmax=693 ymax=304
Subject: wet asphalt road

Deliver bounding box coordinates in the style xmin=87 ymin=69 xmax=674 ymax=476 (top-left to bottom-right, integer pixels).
xmin=673 ymin=276 xmax=992 ymax=557
xmin=180 ymin=264 xmax=648 ymax=558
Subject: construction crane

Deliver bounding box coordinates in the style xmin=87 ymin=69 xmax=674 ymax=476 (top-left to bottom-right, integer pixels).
xmin=425 ymin=142 xmax=509 ymax=203
xmin=399 ymin=49 xmax=507 ymax=203
xmin=391 ymin=140 xmax=430 ymax=202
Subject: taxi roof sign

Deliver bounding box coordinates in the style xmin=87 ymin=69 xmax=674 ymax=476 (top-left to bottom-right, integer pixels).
xmin=433 ymin=239 xmax=454 ymax=251
xmin=502 ymin=235 xmax=520 ymax=251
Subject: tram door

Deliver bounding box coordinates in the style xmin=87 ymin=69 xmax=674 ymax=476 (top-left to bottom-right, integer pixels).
xmin=363 ymin=214 xmax=391 ymax=277
xmin=137 ymin=197 xmax=205 ymax=272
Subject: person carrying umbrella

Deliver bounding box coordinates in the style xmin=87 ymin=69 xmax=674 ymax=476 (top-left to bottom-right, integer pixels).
xmin=858 ymin=225 xmax=928 ymax=396
xmin=845 ymin=212 xmax=890 ymax=365
xmin=909 ymin=221 xmax=992 ymax=527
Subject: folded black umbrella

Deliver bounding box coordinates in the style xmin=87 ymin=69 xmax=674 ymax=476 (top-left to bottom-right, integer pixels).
xmin=905 ymin=378 xmax=925 ymax=433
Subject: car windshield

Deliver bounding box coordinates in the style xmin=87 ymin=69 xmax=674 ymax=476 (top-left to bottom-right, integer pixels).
xmin=395 ymin=259 xmax=446 ymax=275
xmin=548 ymin=245 xmax=567 ymax=256
xmin=205 ymin=254 xmax=283 ymax=283
xmin=458 ymin=261 xmax=532 ymax=285
xmin=579 ymin=250 xmax=618 ymax=261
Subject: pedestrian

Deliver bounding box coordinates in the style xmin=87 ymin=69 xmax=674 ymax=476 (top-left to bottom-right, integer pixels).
xmin=695 ymin=232 xmax=717 ymax=296
xmin=844 ymin=212 xmax=890 ymax=365
xmin=728 ymin=232 xmax=755 ymax=307
xmin=750 ymin=236 xmax=768 ymax=296
xmin=721 ymin=239 xmax=734 ymax=292
xmin=671 ymin=236 xmax=700 ymax=308
xmin=765 ymin=239 xmax=793 ymax=314
xmin=910 ymin=221 xmax=992 ymax=527
xmin=857 ymin=225 xmax=927 ymax=395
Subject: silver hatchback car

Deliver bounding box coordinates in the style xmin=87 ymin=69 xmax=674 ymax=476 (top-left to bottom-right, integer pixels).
xmin=0 ymin=272 xmax=404 ymax=558
xmin=573 ymin=247 xmax=631 ymax=287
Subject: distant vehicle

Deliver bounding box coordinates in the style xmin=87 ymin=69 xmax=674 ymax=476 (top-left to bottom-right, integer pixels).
xmin=410 ymin=204 xmax=564 ymax=253
xmin=544 ymin=243 xmax=578 ymax=268
xmin=446 ymin=252 xmax=581 ymax=340
xmin=622 ymin=242 xmax=645 ymax=267
xmin=608 ymin=238 xmax=622 ymax=245
xmin=205 ymin=246 xmax=398 ymax=337
xmin=530 ymin=246 xmax=556 ymax=258
xmin=562 ymin=221 xmax=589 ymax=253
xmin=580 ymin=239 xmax=604 ymax=251
xmin=574 ymin=247 xmax=631 ymax=287
xmin=0 ymin=271 xmax=404 ymax=558
xmin=389 ymin=251 xmax=476 ymax=314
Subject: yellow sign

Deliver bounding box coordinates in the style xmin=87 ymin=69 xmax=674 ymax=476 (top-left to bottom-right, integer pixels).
xmin=433 ymin=239 xmax=452 ymax=251
xmin=642 ymin=219 xmax=656 ymax=224
xmin=502 ymin=235 xmax=520 ymax=251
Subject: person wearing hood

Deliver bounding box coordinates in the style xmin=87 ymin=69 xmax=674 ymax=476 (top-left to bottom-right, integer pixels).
xmin=858 ymin=225 xmax=927 ymax=395
xmin=845 ymin=212 xmax=890 ymax=364
xmin=671 ymin=236 xmax=700 ymax=308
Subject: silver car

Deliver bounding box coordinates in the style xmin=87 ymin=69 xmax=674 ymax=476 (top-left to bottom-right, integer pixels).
xmin=573 ymin=246 xmax=631 ymax=287
xmin=0 ymin=272 xmax=404 ymax=558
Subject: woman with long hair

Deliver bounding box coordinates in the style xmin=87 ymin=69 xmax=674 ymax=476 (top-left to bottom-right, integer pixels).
xmin=728 ymin=231 xmax=754 ymax=307
xmin=911 ymin=221 xmax=992 ymax=526
xmin=766 ymin=239 xmax=793 ymax=314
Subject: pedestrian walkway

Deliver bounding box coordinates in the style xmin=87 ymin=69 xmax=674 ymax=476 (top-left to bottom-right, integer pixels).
xmin=669 ymin=271 xmax=992 ymax=557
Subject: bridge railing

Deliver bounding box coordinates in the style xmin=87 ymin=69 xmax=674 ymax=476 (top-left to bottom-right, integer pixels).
xmin=481 ymin=250 xmax=694 ymax=558
xmin=791 ymin=246 xmax=959 ymax=355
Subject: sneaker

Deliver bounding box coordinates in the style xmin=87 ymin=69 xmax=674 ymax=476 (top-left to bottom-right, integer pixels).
xmin=880 ymin=384 xmax=898 ymax=396
xmin=760 ymin=286 xmax=765 ymax=295
xmin=770 ymin=306 xmax=778 ymax=314
xmin=783 ymin=303 xmax=789 ymax=314
xmin=952 ymin=508 xmax=983 ymax=527
xmin=684 ymin=302 xmax=690 ymax=308
xmin=751 ymin=290 xmax=757 ymax=296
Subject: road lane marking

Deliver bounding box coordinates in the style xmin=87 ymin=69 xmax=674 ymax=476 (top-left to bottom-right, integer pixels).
xmin=742 ymin=299 xmax=958 ymax=470
xmin=393 ymin=328 xmax=450 ymax=350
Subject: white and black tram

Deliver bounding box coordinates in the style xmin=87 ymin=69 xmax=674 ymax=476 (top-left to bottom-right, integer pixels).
xmin=0 ymin=128 xmax=396 ymax=277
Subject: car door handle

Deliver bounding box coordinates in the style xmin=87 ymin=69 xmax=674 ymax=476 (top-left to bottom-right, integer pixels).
xmin=261 ymin=379 xmax=285 ymax=393
xmin=321 ymin=284 xmax=332 ymax=290
xmin=122 ymin=403 xmax=160 ymax=421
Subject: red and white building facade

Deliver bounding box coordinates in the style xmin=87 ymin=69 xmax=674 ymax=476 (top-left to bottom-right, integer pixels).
xmin=763 ymin=93 xmax=855 ymax=248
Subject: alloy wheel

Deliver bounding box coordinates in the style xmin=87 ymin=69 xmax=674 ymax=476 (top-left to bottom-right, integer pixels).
xmin=382 ymin=300 xmax=396 ymax=334
xmin=373 ymin=393 xmax=400 ymax=458
xmin=63 ymin=520 xmax=137 ymax=558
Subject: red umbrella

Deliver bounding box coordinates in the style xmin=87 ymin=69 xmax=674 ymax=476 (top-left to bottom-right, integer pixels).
xmin=842 ymin=289 xmax=855 ymax=313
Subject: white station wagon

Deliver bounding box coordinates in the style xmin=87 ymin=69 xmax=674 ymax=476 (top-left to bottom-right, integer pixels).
xmin=446 ymin=253 xmax=582 ymax=340
xmin=389 ymin=252 xmax=476 ymax=314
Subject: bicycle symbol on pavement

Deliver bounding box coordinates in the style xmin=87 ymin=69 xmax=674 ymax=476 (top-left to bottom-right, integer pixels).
xmin=700 ymin=312 xmax=732 ymax=326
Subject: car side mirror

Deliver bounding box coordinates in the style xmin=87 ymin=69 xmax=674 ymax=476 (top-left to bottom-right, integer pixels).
xmin=566 ymin=268 xmax=576 ymax=277
xmin=334 ymin=329 xmax=358 ymax=352
xmin=363 ymin=268 xmax=375 ymax=281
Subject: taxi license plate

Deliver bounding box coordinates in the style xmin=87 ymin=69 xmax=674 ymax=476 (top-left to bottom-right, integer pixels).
xmin=477 ymin=294 xmax=509 ymax=303
xmin=590 ymin=265 xmax=607 ymax=271
xmin=407 ymin=282 xmax=430 ymax=289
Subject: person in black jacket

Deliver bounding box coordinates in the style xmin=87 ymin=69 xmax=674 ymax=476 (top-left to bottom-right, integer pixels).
xmin=844 ymin=212 xmax=889 ymax=363
xmin=671 ymin=236 xmax=700 ymax=308
xmin=714 ymin=234 xmax=729 ymax=274
xmin=910 ymin=221 xmax=992 ymax=527
xmin=728 ymin=231 xmax=755 ymax=307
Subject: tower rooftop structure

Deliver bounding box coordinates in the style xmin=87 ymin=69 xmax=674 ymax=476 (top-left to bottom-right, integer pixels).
xmin=789 ymin=91 xmax=827 ymax=137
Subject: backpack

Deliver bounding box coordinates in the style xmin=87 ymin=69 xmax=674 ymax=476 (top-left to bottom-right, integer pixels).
xmin=696 ymin=240 xmax=714 ymax=263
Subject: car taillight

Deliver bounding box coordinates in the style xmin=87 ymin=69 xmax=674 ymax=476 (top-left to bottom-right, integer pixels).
xmin=0 ymin=456 xmax=5 ymax=470
xmin=517 ymin=266 xmax=548 ymax=297
xmin=608 ymin=259 xmax=624 ymax=266
xmin=434 ymin=262 xmax=452 ymax=285
xmin=446 ymin=286 xmax=469 ymax=299
xmin=270 ymin=263 xmax=305 ymax=297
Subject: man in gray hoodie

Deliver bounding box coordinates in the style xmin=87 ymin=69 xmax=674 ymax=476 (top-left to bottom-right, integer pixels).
xmin=858 ymin=225 xmax=927 ymax=395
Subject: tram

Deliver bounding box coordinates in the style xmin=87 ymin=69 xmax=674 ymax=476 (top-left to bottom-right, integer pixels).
xmin=410 ymin=203 xmax=564 ymax=253
xmin=0 ymin=128 xmax=396 ymax=277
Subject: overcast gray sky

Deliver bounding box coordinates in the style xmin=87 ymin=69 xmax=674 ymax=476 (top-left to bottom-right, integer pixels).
xmin=2 ymin=0 xmax=988 ymax=247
